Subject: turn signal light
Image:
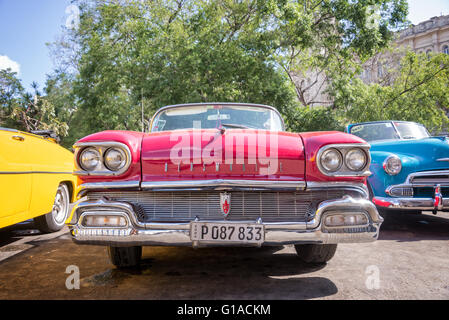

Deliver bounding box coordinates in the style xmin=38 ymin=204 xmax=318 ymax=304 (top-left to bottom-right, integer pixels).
xmin=324 ymin=213 xmax=368 ymax=227
xmin=82 ymin=215 xmax=127 ymax=228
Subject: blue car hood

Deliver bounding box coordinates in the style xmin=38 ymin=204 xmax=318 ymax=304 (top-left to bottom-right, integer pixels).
xmin=370 ymin=137 xmax=449 ymax=172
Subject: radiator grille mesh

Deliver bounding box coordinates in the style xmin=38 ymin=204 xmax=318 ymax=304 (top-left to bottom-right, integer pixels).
xmin=87 ymin=190 xmax=359 ymax=223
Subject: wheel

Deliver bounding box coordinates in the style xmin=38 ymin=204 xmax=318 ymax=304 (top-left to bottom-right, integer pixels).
xmin=294 ymin=244 xmax=337 ymax=264
xmin=34 ymin=184 xmax=70 ymax=233
xmin=108 ymin=246 xmax=142 ymax=268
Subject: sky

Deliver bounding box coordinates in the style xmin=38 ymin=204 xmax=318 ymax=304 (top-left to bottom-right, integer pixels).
xmin=1 ymin=0 xmax=449 ymax=92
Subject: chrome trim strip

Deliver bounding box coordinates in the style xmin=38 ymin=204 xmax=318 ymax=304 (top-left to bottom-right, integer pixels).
xmin=73 ymin=141 xmax=132 ymax=176
xmin=374 ymin=196 xmax=449 ymax=210
xmin=69 ymin=196 xmax=382 ymax=246
xmin=405 ymin=170 xmax=449 ymax=184
xmin=0 ymin=171 xmax=72 ymax=175
xmin=140 ymin=179 xmax=306 ymax=191
xmin=306 ymin=181 xmax=369 ymax=199
xmin=316 ymin=143 xmax=372 ymax=177
xmin=79 ymin=181 xmax=141 ymax=192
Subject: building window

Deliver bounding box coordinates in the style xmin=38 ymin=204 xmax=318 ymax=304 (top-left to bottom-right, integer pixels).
xmin=443 ymin=45 xmax=449 ymax=55
xmin=377 ymin=64 xmax=383 ymax=78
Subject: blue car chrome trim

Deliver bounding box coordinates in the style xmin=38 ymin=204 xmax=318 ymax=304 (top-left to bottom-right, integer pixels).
xmin=379 ymin=170 xmax=449 ymax=211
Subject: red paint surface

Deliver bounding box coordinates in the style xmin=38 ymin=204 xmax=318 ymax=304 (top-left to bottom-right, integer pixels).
xmin=299 ymin=131 xmax=368 ymax=183
xmin=75 ymin=129 xmax=369 ymax=185
xmin=77 ymin=131 xmax=144 ymax=184
xmin=141 ymin=129 xmax=305 ymax=182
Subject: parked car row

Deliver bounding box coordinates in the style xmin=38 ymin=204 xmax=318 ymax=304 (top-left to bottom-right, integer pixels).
xmin=1 ymin=103 xmax=448 ymax=269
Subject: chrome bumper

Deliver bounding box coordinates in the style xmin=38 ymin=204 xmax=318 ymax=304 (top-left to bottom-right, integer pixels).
xmin=375 ymin=182 xmax=447 ymax=211
xmin=68 ymin=196 xmax=383 ymax=247
xmin=373 ymin=196 xmax=449 ymax=211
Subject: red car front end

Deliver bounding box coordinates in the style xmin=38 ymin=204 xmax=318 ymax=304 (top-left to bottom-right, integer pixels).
xmin=67 ymin=103 xmax=382 ymax=267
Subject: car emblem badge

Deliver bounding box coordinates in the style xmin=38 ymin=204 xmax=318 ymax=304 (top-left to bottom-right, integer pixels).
xmin=220 ymin=192 xmax=231 ymax=217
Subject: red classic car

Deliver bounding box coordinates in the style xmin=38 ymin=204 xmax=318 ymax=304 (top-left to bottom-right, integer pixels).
xmin=68 ymin=103 xmax=383 ymax=268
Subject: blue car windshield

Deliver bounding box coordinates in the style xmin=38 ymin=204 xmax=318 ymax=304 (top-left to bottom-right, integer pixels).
xmin=350 ymin=122 xmax=430 ymax=142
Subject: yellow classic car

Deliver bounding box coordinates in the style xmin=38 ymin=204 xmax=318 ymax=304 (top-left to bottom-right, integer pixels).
xmin=0 ymin=127 xmax=77 ymax=232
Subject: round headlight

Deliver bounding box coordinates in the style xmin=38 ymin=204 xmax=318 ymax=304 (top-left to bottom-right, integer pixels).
xmin=345 ymin=148 xmax=367 ymax=171
xmin=79 ymin=147 xmax=100 ymax=171
xmin=383 ymin=155 xmax=402 ymax=176
xmin=104 ymin=147 xmax=127 ymax=171
xmin=320 ymin=148 xmax=343 ymax=172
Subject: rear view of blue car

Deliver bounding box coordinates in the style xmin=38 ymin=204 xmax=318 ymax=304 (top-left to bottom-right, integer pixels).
xmin=347 ymin=121 xmax=449 ymax=215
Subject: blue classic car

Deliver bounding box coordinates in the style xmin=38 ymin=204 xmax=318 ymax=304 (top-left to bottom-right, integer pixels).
xmin=346 ymin=121 xmax=449 ymax=215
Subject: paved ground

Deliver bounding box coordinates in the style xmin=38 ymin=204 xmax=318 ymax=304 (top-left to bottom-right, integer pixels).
xmin=0 ymin=211 xmax=448 ymax=300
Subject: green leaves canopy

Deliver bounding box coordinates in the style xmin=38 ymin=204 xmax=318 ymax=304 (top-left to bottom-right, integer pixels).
xmin=56 ymin=0 xmax=407 ymax=141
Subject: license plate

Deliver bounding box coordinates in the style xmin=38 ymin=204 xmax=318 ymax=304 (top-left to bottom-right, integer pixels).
xmin=190 ymin=222 xmax=264 ymax=244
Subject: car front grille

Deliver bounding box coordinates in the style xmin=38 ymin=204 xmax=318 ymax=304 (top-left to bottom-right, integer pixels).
xmin=86 ymin=189 xmax=362 ymax=223
xmin=409 ymin=171 xmax=449 ymax=185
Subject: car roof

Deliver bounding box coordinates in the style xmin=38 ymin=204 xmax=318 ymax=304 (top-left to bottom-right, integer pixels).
xmin=346 ymin=120 xmax=423 ymax=132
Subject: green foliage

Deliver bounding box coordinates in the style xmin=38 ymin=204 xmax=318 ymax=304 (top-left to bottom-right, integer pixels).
xmin=286 ymin=106 xmax=344 ymax=133
xmin=0 ymin=69 xmax=70 ymax=140
xmin=336 ymin=51 xmax=449 ymax=133
xmin=46 ymin=0 xmax=408 ymax=145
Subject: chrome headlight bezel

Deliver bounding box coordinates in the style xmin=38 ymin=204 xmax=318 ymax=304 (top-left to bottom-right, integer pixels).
xmin=345 ymin=148 xmax=368 ymax=171
xmin=74 ymin=142 xmax=132 ymax=176
xmin=79 ymin=147 xmax=101 ymax=171
xmin=320 ymin=148 xmax=343 ymax=173
xmin=383 ymin=155 xmax=402 ymax=176
xmin=104 ymin=147 xmax=128 ymax=171
xmin=317 ymin=144 xmax=371 ymax=177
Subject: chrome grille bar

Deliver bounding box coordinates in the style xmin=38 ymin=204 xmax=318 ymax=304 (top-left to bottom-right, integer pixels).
xmin=86 ymin=189 xmax=362 ymax=223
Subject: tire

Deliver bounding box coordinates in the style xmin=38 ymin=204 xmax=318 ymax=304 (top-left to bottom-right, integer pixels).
xmin=34 ymin=184 xmax=70 ymax=233
xmin=294 ymin=244 xmax=338 ymax=264
xmin=108 ymin=246 xmax=142 ymax=268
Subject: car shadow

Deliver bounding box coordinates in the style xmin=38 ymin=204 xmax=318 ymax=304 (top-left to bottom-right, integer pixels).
xmin=89 ymin=246 xmax=339 ymax=299
xmin=379 ymin=211 xmax=449 ymax=242
xmin=0 ymin=220 xmax=42 ymax=247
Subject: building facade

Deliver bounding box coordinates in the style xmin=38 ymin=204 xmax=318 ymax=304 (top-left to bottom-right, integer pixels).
xmin=397 ymin=15 xmax=449 ymax=55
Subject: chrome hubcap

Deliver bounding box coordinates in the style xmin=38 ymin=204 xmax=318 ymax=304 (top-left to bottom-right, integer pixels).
xmin=52 ymin=186 xmax=68 ymax=225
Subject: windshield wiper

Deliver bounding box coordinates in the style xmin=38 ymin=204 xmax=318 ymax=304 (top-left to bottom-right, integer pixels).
xmin=220 ymin=123 xmax=250 ymax=129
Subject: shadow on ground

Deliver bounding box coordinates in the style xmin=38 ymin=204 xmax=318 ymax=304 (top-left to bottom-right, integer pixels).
xmin=378 ymin=211 xmax=449 ymax=242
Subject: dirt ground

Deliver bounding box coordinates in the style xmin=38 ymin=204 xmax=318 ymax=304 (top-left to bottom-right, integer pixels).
xmin=0 ymin=211 xmax=448 ymax=300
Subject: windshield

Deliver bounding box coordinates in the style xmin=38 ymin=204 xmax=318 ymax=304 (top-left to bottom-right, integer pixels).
xmin=349 ymin=122 xmax=430 ymax=142
xmin=150 ymin=104 xmax=284 ymax=132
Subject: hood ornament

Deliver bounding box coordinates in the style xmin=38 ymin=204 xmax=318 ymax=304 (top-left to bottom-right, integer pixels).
xmin=220 ymin=192 xmax=231 ymax=218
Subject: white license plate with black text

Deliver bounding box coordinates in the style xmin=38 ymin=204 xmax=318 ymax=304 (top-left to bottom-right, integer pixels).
xmin=190 ymin=222 xmax=264 ymax=244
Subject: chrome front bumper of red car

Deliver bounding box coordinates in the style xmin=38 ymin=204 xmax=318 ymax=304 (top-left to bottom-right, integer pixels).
xmin=67 ymin=195 xmax=383 ymax=247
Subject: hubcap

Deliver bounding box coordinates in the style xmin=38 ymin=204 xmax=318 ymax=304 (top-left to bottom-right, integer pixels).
xmin=52 ymin=186 xmax=68 ymax=225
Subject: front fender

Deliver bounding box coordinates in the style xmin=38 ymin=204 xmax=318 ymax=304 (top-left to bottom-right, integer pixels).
xmin=368 ymin=151 xmax=420 ymax=198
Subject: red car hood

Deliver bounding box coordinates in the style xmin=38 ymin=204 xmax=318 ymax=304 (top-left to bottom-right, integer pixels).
xmin=141 ymin=129 xmax=305 ymax=182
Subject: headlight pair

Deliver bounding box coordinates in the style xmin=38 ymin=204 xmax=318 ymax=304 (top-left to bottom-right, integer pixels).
xmin=76 ymin=142 xmax=131 ymax=175
xmin=318 ymin=144 xmax=371 ymax=176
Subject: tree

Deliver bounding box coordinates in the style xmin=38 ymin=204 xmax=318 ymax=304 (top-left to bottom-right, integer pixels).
xmin=0 ymin=69 xmax=70 ymax=138
xmin=336 ymin=51 xmax=449 ymax=133
xmin=48 ymin=0 xmax=408 ymax=144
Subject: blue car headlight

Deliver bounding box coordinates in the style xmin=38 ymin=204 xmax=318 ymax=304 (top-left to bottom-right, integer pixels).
xmin=383 ymin=155 xmax=402 ymax=176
